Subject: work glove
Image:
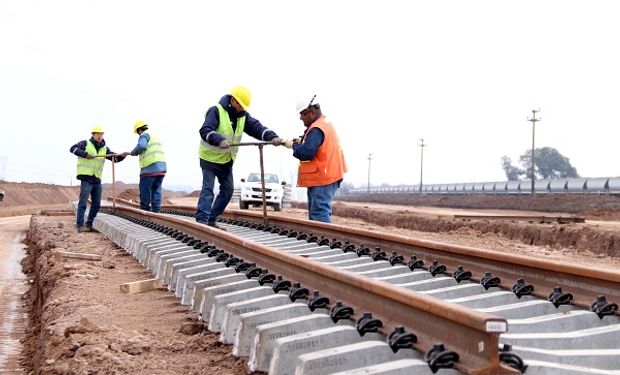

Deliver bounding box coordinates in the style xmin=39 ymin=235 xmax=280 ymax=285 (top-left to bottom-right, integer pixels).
xmin=282 ymin=140 xmax=294 ymax=149
xmin=85 ymin=153 xmax=95 ymax=159
xmin=218 ymin=140 xmax=230 ymax=149
xmin=292 ymin=137 xmax=301 ymax=144
xmin=271 ymin=137 xmax=284 ymax=146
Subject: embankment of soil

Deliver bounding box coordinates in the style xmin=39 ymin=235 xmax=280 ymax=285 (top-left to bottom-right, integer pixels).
xmin=21 ymin=216 xmax=246 ymax=375
xmin=338 ymin=193 xmax=620 ymax=220
xmin=294 ymin=202 xmax=620 ymax=257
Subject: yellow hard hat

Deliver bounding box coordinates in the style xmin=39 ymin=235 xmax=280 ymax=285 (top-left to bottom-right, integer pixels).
xmin=91 ymin=125 xmax=104 ymax=133
xmin=230 ymin=86 xmax=251 ymax=109
xmin=133 ymin=120 xmax=148 ymax=134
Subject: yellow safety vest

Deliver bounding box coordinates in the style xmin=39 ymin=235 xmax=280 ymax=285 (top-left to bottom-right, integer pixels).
xmin=76 ymin=140 xmax=106 ymax=179
xmin=139 ymin=132 xmax=166 ymax=168
xmin=198 ymin=104 xmax=245 ymax=164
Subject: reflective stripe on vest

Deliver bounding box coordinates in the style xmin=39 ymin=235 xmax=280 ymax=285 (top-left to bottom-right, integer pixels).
xmin=76 ymin=140 xmax=107 ymax=179
xmin=296 ymin=116 xmax=347 ymax=187
xmin=139 ymin=132 xmax=166 ymax=168
xmin=198 ymin=103 xmax=245 ymax=164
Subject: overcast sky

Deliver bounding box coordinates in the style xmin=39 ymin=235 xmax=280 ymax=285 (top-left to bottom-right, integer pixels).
xmin=1 ymin=0 xmax=619 ymax=191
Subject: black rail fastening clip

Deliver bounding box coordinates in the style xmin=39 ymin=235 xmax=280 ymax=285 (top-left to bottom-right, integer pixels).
xmin=329 ymin=301 xmax=354 ymax=323
xmin=389 ymin=252 xmax=405 ymax=266
xmin=512 ymin=278 xmax=534 ymax=298
xmin=329 ymin=239 xmax=342 ymax=249
xmin=371 ymin=248 xmax=387 ymax=261
xmin=272 ymin=276 xmax=291 ymax=293
xmin=424 ymin=343 xmax=459 ymax=373
xmin=355 ymin=245 xmax=370 ymax=256
xmin=480 ymin=272 xmax=501 ymax=290
xmin=408 ymin=256 xmax=424 ymax=271
xmin=499 ymin=344 xmax=528 ymax=373
xmin=428 ymin=260 xmax=446 ymax=277
xmin=289 ymin=282 xmax=309 ymax=302
xmin=257 ymin=270 xmax=276 ymax=286
xmin=452 ymin=266 xmax=472 ymax=283
xmin=235 ymin=261 xmax=255 ymax=273
xmin=245 ymin=266 xmax=263 ymax=279
xmin=356 ymin=312 xmax=383 ymax=336
xmin=387 ymin=326 xmax=417 ymax=353
xmin=590 ymin=295 xmax=618 ymax=319
xmin=317 ymin=236 xmax=330 ymax=246
xmin=308 ymin=291 xmax=330 ymax=311
xmin=224 ymin=257 xmax=241 ymax=267
xmin=548 ymin=286 xmax=573 ymax=308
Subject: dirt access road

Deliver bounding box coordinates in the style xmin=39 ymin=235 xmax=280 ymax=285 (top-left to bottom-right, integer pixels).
xmin=0 ymin=215 xmax=29 ymax=374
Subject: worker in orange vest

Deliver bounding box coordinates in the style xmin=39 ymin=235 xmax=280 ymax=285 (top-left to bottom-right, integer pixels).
xmin=289 ymin=95 xmax=347 ymax=223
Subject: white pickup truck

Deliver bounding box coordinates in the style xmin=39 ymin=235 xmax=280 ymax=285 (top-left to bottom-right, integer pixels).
xmin=239 ymin=173 xmax=285 ymax=211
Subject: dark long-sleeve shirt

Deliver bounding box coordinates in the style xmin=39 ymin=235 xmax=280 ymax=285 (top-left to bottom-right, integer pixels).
xmin=292 ymin=128 xmax=324 ymax=161
xmin=69 ymin=137 xmax=125 ymax=184
xmin=199 ymin=95 xmax=279 ymax=172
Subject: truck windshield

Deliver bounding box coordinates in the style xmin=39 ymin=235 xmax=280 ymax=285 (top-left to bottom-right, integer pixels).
xmin=247 ymin=173 xmax=279 ymax=183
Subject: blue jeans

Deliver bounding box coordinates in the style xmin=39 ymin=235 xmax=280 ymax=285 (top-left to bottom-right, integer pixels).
xmin=307 ymin=181 xmax=339 ymax=223
xmin=196 ymin=167 xmax=234 ymax=223
xmin=76 ymin=180 xmax=102 ymax=227
xmin=139 ymin=175 xmax=165 ymax=213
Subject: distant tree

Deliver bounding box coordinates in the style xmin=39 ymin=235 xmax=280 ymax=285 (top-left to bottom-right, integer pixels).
xmin=501 ymin=147 xmax=579 ymax=180
xmin=501 ymin=156 xmax=523 ymax=180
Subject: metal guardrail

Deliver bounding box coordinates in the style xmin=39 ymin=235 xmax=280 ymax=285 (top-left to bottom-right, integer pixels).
xmin=342 ymin=177 xmax=620 ymax=195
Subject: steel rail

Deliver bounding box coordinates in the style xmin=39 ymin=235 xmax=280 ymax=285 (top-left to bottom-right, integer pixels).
xmin=109 ymin=204 xmax=514 ymax=375
xmin=113 ymin=199 xmax=620 ymax=313
xmin=453 ymin=214 xmax=585 ymax=223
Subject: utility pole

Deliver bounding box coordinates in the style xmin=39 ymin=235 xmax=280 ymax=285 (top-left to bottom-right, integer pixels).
xmin=367 ymin=153 xmax=373 ymax=193
xmin=526 ymin=110 xmax=541 ymax=195
xmin=418 ymin=139 xmax=426 ymax=192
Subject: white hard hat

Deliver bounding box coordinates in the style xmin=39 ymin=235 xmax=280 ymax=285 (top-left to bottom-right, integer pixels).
xmin=296 ymin=94 xmax=318 ymax=113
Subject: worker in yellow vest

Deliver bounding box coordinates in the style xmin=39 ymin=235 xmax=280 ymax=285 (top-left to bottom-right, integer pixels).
xmin=290 ymin=95 xmax=347 ymax=223
xmin=123 ymin=121 xmax=167 ymax=213
xmin=197 ymin=86 xmax=284 ymax=229
xmin=69 ymin=125 xmax=126 ymax=232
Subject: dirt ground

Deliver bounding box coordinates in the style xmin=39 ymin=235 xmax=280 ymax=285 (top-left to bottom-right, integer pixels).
xmin=21 ymin=215 xmax=246 ymax=375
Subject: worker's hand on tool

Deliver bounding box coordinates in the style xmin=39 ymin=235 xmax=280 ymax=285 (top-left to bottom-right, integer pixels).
xmin=271 ymin=137 xmax=284 ymax=146
xmin=218 ymin=140 xmax=230 ymax=149
xmin=282 ymin=140 xmax=294 ymax=149
xmin=119 ymin=152 xmax=131 ymax=157
xmin=85 ymin=153 xmax=95 ymax=159
xmin=292 ymin=137 xmax=301 ymax=144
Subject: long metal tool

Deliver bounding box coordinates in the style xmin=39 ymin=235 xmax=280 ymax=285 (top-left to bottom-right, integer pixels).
xmin=229 ymin=142 xmax=273 ymax=225
xmin=94 ymin=153 xmax=124 ymax=212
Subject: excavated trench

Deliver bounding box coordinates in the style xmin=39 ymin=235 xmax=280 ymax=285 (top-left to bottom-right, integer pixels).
xmin=20 ymin=216 xmax=247 ymax=375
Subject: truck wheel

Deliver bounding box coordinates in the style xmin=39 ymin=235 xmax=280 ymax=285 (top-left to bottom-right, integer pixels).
xmin=273 ymin=203 xmax=282 ymax=212
xmin=239 ymin=199 xmax=248 ymax=210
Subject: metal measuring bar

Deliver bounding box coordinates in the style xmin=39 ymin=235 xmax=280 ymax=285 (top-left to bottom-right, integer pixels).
xmin=229 ymin=142 xmax=275 ymax=225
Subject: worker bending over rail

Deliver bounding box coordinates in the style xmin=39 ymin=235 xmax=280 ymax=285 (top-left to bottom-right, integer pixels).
xmin=69 ymin=126 xmax=126 ymax=232
xmin=196 ymin=86 xmax=285 ymax=229
xmin=291 ymin=95 xmax=347 ymax=223
xmin=122 ymin=121 xmax=167 ymax=213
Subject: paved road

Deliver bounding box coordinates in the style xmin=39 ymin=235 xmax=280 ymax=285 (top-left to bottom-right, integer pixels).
xmin=0 ymin=216 xmax=29 ymax=374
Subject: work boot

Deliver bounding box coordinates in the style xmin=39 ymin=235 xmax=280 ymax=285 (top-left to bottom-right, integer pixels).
xmin=77 ymin=226 xmax=92 ymax=233
xmin=85 ymin=223 xmax=98 ymax=233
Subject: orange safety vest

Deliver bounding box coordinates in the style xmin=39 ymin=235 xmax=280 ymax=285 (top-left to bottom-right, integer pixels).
xmin=297 ymin=115 xmax=347 ymax=187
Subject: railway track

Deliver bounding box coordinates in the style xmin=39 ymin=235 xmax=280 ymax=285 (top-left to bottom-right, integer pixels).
xmin=92 ymin=200 xmax=619 ymax=374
